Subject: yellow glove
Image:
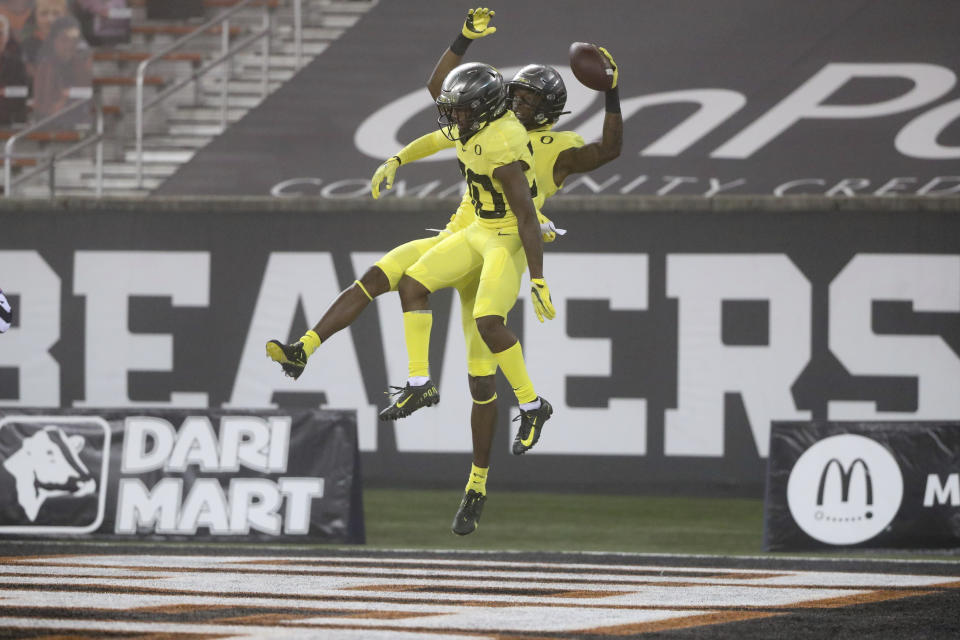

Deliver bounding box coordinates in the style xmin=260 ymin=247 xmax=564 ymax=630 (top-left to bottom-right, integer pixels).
xmin=462 ymin=7 xmax=496 ymax=39
xmin=537 ymin=211 xmax=556 ymax=243
xmin=371 ymin=156 xmax=400 ymax=199
xmin=530 ymin=278 xmax=556 ymax=322
xmin=597 ymin=46 xmax=618 ymax=89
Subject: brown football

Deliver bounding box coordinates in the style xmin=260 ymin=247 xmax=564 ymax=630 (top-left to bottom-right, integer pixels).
xmin=569 ymin=42 xmax=612 ymax=91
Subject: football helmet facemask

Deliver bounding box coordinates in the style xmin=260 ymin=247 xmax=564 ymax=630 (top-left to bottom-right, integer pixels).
xmin=436 ymin=62 xmax=507 ymax=143
xmin=506 ymin=64 xmax=568 ymax=129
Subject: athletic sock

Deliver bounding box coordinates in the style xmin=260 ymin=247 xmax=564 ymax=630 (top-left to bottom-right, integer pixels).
xmin=299 ymin=330 xmax=321 ymax=357
xmin=403 ymin=310 xmax=433 ymax=378
xmin=466 ymin=463 xmax=488 ymax=495
xmin=493 ymin=341 xmax=537 ymax=404
xmin=519 ymin=398 xmax=542 ymax=412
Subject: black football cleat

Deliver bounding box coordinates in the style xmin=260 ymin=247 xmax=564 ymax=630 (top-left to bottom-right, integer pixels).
xmin=378 ymin=380 xmax=439 ymax=420
xmin=265 ymin=339 xmax=307 ymax=380
xmin=512 ymin=397 xmax=553 ymax=455
xmin=451 ymin=489 xmax=486 ymax=535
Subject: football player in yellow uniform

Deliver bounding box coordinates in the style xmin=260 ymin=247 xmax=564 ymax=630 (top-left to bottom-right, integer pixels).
xmin=390 ymin=61 xmax=554 ymax=454
xmin=373 ymin=9 xmax=622 ymax=534
xmin=268 ymin=7 xmax=621 ymax=535
xmin=264 ymin=9 xmax=506 ymax=386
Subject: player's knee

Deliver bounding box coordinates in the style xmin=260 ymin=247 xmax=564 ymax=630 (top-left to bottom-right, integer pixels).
xmin=359 ymin=267 xmax=389 ymax=298
xmin=398 ymin=274 xmax=429 ymax=306
xmin=468 ymin=374 xmax=496 ymax=402
xmin=475 ymin=315 xmax=503 ymax=340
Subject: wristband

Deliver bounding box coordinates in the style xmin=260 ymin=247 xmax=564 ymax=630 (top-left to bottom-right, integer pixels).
xmin=605 ymin=86 xmax=620 ymax=114
xmin=391 ymin=155 xmax=401 ymax=166
xmin=450 ymin=33 xmax=471 ymax=56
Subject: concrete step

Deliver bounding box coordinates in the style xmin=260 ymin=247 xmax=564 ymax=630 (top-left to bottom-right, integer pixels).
xmin=59 ymin=186 xmax=153 ymax=197
xmin=271 ymin=25 xmax=347 ymax=39
xmin=223 ymin=67 xmax=296 ymax=82
xmin=129 ymin=35 xmax=226 ymax=50
xmin=196 ymin=94 xmax=263 ymax=108
xmin=172 ymin=107 xmax=247 ymax=122
xmin=116 ymin=27 xmax=339 ymax=69
xmin=56 ymin=159 xmax=179 ymax=178
xmin=220 ymin=40 xmax=331 ymax=57
xmin=100 ymin=162 xmax=180 ymax=177
xmin=312 ymin=14 xmax=360 ymax=28
xmin=94 ymin=54 xmax=301 ymax=80
xmin=124 ymin=149 xmax=196 ymax=163
xmin=197 ymin=90 xmax=278 ymax=105
xmin=52 ymin=174 xmax=165 ymax=190
xmin=272 ymin=41 xmax=330 ymax=56
xmin=224 ymin=55 xmax=308 ymax=72
xmin=167 ymin=116 xmax=240 ymax=130
xmin=168 ymin=123 xmax=225 ymax=136
xmin=233 ymin=53 xmax=301 ymax=70
xmin=16 ymin=185 xmax=63 ymax=197
xmin=199 ymin=78 xmax=284 ymax=93
xmin=222 ymin=70 xmax=297 ymax=85
xmin=234 ymin=13 xmax=356 ymax=29
xmin=142 ymin=135 xmax=214 ymax=148
xmin=126 ymin=22 xmax=344 ymax=44
xmin=10 ymin=178 xmax=154 ymax=198
xmin=313 ymin=0 xmax=376 ymax=14
xmin=99 ymin=176 xmax=164 ymax=190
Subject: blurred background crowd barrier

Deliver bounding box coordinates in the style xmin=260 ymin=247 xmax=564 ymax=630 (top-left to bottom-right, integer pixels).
xmin=0 ymin=0 xmax=369 ymax=197
xmin=0 ymin=0 xmax=133 ymax=126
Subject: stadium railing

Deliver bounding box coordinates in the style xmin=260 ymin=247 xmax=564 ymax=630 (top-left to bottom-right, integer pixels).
xmin=3 ymin=94 xmax=104 ymax=197
xmin=133 ymin=0 xmax=297 ymax=188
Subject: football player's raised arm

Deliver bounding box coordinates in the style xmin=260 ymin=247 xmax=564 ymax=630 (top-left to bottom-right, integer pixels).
xmin=428 ymin=52 xmax=463 ymax=101
xmin=552 ymin=47 xmax=622 ymax=186
xmin=428 ymin=7 xmax=498 ymax=99
xmin=493 ymin=161 xmax=543 ymax=279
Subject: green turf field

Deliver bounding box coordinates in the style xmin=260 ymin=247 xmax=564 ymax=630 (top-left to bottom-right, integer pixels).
xmin=362 ymin=489 xmax=960 ymax=561
xmin=365 ymin=489 xmax=766 ymax=554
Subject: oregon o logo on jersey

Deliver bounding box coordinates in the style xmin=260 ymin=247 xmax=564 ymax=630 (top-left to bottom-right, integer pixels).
xmin=540 ymin=135 xmax=554 ymax=144
xmin=454 ymin=110 xmax=537 ymax=228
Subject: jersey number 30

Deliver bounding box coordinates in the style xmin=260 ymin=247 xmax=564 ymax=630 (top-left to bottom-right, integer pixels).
xmin=458 ymin=160 xmax=537 ymax=220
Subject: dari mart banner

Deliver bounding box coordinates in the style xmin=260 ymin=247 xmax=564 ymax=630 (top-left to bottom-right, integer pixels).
xmin=0 ymin=408 xmax=364 ymax=543
xmin=764 ymin=421 xmax=960 ymax=550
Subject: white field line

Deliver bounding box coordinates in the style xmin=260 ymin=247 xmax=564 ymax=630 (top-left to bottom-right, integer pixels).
xmin=0 ymin=554 xmax=953 ymax=639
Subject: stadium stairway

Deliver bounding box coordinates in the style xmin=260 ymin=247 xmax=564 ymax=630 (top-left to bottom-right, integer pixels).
xmin=9 ymin=0 xmax=375 ymax=198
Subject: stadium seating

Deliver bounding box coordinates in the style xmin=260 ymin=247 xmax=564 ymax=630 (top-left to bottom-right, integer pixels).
xmin=0 ymin=0 xmax=374 ymax=196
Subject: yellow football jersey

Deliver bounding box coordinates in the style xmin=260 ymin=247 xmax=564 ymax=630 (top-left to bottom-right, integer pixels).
xmin=444 ymin=190 xmax=475 ymax=235
xmin=528 ymin=127 xmax=586 ymax=208
xmin=454 ymin=110 xmax=538 ymax=230
xmin=442 ymin=121 xmax=584 ymax=234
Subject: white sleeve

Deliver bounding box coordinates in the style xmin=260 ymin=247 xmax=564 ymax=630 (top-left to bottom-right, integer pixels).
xmin=0 ymin=290 xmax=11 ymax=333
